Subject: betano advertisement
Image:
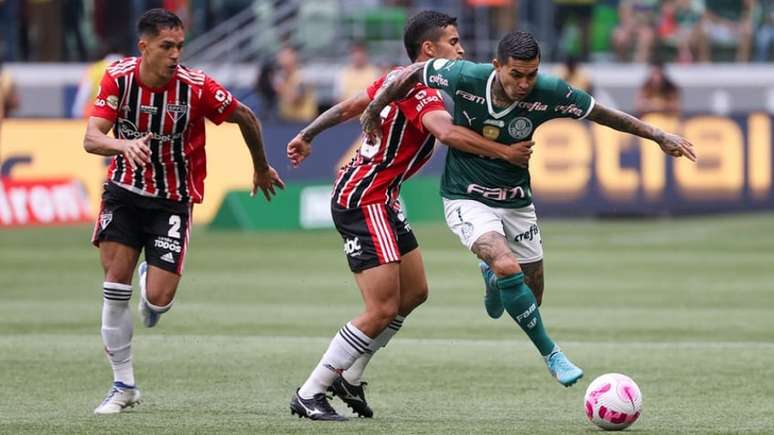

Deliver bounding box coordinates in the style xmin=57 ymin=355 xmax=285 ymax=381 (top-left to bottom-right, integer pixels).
xmin=0 ymin=114 xmax=772 ymax=227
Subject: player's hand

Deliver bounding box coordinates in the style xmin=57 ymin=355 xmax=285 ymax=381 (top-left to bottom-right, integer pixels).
xmin=122 ymin=133 xmax=152 ymax=169
xmin=251 ymin=165 xmax=285 ymax=201
xmin=502 ymin=140 xmax=534 ymax=168
xmin=287 ymin=134 xmax=311 ymax=168
xmin=359 ymin=108 xmax=383 ymax=145
xmin=658 ymin=132 xmax=697 ymax=162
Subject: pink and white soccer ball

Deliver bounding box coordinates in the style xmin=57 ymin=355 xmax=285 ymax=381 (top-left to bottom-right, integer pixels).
xmin=584 ymin=373 xmax=642 ymax=431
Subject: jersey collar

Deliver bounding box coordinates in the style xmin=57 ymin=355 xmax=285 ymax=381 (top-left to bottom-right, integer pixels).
xmin=486 ymin=70 xmax=519 ymax=119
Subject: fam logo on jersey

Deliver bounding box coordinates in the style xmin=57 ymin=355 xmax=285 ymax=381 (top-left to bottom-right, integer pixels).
xmin=344 ymin=237 xmax=363 ymax=257
xmin=456 ymin=90 xmax=485 ymax=105
xmin=508 ymin=117 xmax=533 ymax=139
xmin=166 ymin=103 xmax=188 ymax=122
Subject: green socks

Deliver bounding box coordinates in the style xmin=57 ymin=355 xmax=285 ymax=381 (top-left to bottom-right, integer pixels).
xmin=497 ymin=272 xmax=555 ymax=356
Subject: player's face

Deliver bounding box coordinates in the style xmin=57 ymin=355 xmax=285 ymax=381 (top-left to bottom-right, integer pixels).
xmin=494 ymin=56 xmax=539 ymax=101
xmin=429 ymin=25 xmax=465 ymax=60
xmin=140 ymin=27 xmax=185 ymax=80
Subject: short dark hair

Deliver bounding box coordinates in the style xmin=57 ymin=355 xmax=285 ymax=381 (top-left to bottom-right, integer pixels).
xmin=403 ymin=10 xmax=458 ymax=62
xmin=497 ymin=31 xmax=540 ymax=63
xmin=137 ymin=8 xmax=184 ymax=38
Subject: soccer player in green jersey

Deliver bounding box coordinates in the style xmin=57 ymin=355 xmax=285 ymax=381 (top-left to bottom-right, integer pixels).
xmin=360 ymin=31 xmax=696 ymax=387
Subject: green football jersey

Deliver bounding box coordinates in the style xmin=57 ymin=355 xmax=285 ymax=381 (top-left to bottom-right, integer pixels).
xmin=422 ymin=58 xmax=595 ymax=208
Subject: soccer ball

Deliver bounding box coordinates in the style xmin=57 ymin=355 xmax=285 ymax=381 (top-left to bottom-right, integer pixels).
xmin=584 ymin=373 xmax=642 ymax=431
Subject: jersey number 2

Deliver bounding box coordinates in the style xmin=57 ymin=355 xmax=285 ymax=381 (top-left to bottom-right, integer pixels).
xmin=168 ymin=215 xmax=182 ymax=239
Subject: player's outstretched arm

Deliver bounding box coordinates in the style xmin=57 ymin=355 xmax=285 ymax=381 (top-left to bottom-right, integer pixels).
xmin=360 ymin=62 xmax=426 ymax=142
xmin=226 ymin=102 xmax=285 ymax=201
xmin=287 ymin=91 xmax=371 ymax=167
xmin=83 ymin=116 xmax=151 ymax=169
xmin=422 ymin=111 xmax=533 ymax=168
xmin=586 ymin=102 xmax=697 ymax=162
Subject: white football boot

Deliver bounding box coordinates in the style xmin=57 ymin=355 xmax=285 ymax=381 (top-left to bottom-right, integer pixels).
xmin=94 ymin=382 xmax=141 ymax=414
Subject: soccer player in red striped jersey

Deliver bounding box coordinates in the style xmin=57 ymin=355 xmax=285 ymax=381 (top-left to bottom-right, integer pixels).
xmin=286 ymin=11 xmax=534 ymax=420
xmin=83 ymin=9 xmax=284 ymax=414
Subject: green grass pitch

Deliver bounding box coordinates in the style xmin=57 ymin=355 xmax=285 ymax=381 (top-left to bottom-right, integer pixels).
xmin=1 ymin=213 xmax=773 ymax=434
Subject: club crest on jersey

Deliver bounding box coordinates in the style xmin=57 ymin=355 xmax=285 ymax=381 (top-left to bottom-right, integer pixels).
xmin=483 ymin=125 xmax=500 ymax=140
xmin=166 ymin=103 xmax=188 ymax=122
xmin=100 ymin=212 xmax=113 ymax=230
xmin=508 ymin=117 xmax=533 ymax=139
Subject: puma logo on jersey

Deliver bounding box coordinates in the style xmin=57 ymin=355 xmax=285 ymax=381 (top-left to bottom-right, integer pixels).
xmin=462 ymin=111 xmax=476 ymax=125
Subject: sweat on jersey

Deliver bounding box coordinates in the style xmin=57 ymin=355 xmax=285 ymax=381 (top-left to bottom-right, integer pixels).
xmin=91 ymin=57 xmax=239 ymax=204
xmin=333 ymin=68 xmax=447 ymax=209
xmin=422 ymin=58 xmax=595 ymax=209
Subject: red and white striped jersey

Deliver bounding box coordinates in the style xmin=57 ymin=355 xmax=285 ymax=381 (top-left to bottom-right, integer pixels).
xmin=91 ymin=56 xmax=238 ymax=204
xmin=332 ymin=68 xmax=447 ymax=209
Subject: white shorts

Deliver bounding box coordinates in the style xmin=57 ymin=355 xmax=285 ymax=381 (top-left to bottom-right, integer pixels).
xmin=443 ymin=198 xmax=543 ymax=263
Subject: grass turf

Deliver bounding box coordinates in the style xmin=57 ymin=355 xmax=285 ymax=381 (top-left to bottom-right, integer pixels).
xmin=1 ymin=213 xmax=773 ymax=434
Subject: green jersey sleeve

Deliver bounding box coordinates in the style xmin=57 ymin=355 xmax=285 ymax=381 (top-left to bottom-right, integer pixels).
xmin=421 ymin=58 xmax=473 ymax=95
xmin=549 ymin=77 xmax=595 ymax=120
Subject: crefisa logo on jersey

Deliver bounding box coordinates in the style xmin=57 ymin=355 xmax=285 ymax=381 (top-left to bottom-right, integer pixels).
xmin=166 ymin=103 xmax=188 ymax=122
xmin=508 ymin=117 xmax=533 ymax=139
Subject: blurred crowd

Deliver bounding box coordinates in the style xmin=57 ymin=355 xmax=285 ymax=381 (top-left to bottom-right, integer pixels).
xmin=1 ymin=0 xmax=772 ymax=63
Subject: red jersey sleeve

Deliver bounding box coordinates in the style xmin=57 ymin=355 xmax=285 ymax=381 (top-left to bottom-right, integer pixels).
xmin=398 ymin=85 xmax=446 ymax=134
xmin=201 ymin=75 xmax=239 ymax=125
xmin=90 ymin=71 xmax=121 ymax=122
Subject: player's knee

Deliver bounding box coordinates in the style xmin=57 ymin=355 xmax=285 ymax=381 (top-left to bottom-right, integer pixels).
xmin=146 ymin=289 xmax=175 ymax=307
xmin=490 ymin=256 xmax=520 ymax=277
xmin=371 ymin=303 xmax=399 ymax=328
xmin=413 ymin=284 xmax=429 ymax=307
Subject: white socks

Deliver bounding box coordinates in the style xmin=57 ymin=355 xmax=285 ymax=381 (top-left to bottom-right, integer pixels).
xmin=101 ymin=282 xmax=135 ymax=386
xmin=298 ymin=322 xmax=372 ymax=399
xmin=342 ymin=315 xmax=404 ymax=386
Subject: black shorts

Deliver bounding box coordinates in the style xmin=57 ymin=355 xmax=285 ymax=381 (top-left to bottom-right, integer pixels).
xmin=331 ymin=201 xmax=418 ymax=273
xmin=91 ymin=182 xmax=192 ymax=274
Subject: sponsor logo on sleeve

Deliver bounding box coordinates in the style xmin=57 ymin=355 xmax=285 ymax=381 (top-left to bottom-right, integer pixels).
xmin=106 ymin=95 xmax=119 ymax=110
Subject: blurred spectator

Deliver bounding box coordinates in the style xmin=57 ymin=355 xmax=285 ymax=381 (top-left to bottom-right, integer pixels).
xmin=635 ymin=61 xmax=681 ymax=115
xmin=94 ymin=0 xmax=134 ymax=58
xmin=71 ymin=49 xmax=124 ymax=118
xmin=553 ymin=0 xmax=595 ymax=61
xmin=754 ymin=0 xmax=774 ymax=61
xmin=0 ymin=59 xmax=20 ymax=148
xmin=0 ymin=0 xmax=21 ymax=61
xmin=334 ymin=41 xmax=379 ymax=103
xmin=697 ymin=0 xmax=755 ymax=62
xmin=274 ymin=46 xmax=317 ymax=122
xmin=658 ymin=0 xmax=703 ymax=63
xmin=255 ymin=57 xmax=278 ymax=121
xmin=612 ymin=0 xmax=658 ymax=63
xmin=552 ymin=55 xmax=594 ymax=95
xmin=62 ymin=0 xmax=87 ymax=62
xmin=27 ymin=0 xmax=61 ymax=61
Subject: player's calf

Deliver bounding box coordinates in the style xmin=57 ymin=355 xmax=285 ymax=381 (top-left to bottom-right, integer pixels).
xmin=138 ymin=261 xmax=174 ymax=327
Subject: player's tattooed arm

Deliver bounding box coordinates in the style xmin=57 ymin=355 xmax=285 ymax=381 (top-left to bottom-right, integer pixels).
xmin=288 ymin=91 xmax=371 ymax=167
xmin=299 ymin=91 xmax=371 ymax=142
xmin=360 ymin=62 xmax=426 ymax=141
xmin=587 ymin=103 xmax=697 ymax=162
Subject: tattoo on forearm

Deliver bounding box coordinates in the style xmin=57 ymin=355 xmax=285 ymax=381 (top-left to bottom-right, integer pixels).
xmin=589 ymin=104 xmax=664 ymax=142
xmin=300 ymin=105 xmax=344 ymax=142
xmin=364 ymin=63 xmax=425 ymax=118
